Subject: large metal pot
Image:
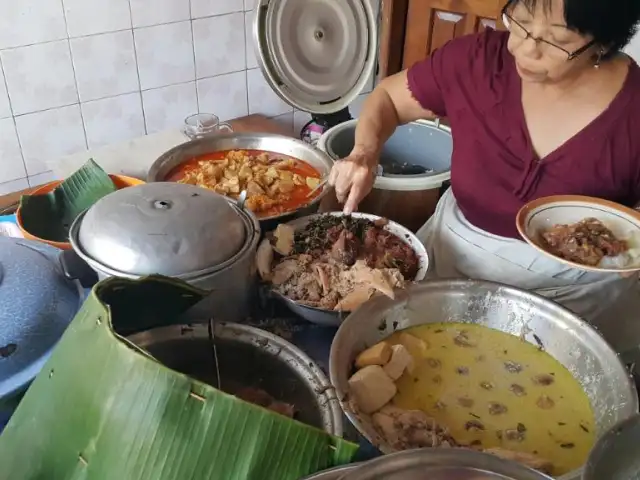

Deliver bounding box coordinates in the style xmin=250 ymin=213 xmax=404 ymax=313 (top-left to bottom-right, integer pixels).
xmin=69 ymin=182 xmax=260 ymax=322
xmin=329 ymin=280 xmax=638 ymax=480
xmin=583 ymin=413 xmax=640 ymax=480
xmin=127 ymin=322 xmax=343 ymax=437
xmin=337 ymin=448 xmax=552 ymax=480
xmin=317 ymin=119 xmax=452 ymax=232
xmin=147 ymin=133 xmax=335 ymax=232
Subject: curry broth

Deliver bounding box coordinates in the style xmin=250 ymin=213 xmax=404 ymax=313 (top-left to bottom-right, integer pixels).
xmin=167 ymin=149 xmax=322 ymax=217
xmin=387 ymin=323 xmax=595 ymax=476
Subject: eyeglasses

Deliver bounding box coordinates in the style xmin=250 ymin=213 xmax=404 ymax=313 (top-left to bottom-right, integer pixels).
xmin=501 ymin=11 xmax=595 ymax=60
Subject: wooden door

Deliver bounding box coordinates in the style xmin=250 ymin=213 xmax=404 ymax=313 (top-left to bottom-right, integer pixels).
xmin=402 ymin=0 xmax=504 ymax=69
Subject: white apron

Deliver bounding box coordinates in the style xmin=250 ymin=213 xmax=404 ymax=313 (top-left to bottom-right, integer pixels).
xmin=417 ymin=188 xmax=640 ymax=356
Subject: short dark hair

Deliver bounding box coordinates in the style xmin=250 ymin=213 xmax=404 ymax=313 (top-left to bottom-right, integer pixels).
xmin=505 ymin=0 xmax=640 ymax=58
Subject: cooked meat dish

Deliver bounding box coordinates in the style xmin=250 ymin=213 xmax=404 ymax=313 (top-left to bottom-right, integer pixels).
xmin=258 ymin=215 xmax=420 ymax=311
xmin=234 ymin=386 xmax=295 ymax=418
xmin=540 ymin=218 xmax=628 ymax=266
xmin=168 ymin=149 xmax=322 ymax=217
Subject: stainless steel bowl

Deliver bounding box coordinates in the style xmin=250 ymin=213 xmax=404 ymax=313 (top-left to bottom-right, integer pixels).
xmin=339 ymin=448 xmax=553 ymax=480
xmin=147 ymin=133 xmax=335 ymax=230
xmin=272 ymin=212 xmax=429 ymax=326
xmin=127 ymin=322 xmax=344 ymax=437
xmin=329 ymin=279 xmax=638 ymax=480
xmin=299 ymin=463 xmax=360 ymax=480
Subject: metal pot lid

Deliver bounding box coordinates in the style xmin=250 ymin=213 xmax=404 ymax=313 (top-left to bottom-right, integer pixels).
xmin=341 ymin=449 xmax=553 ymax=480
xmin=253 ymin=0 xmax=378 ymax=115
xmin=0 ymin=237 xmax=81 ymax=401
xmin=76 ymin=183 xmax=248 ymax=276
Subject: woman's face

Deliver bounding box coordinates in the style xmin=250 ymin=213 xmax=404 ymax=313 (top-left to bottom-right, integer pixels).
xmin=506 ymin=0 xmax=597 ymax=84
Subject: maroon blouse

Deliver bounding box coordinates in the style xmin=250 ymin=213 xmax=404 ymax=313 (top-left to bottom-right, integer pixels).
xmin=407 ymin=30 xmax=640 ymax=239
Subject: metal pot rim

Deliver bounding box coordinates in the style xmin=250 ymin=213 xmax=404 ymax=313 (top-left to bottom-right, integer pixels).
xmin=329 ymin=278 xmax=639 ymax=480
xmin=146 ymin=132 xmax=335 ymax=222
xmin=69 ymin=203 xmax=260 ymax=280
xmin=127 ymin=322 xmax=344 ymax=438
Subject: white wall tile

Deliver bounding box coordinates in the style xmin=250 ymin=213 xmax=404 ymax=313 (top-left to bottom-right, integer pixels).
xmin=63 ymin=0 xmax=132 ymax=37
xmin=15 ymin=105 xmax=87 ymax=176
xmin=244 ymin=0 xmax=254 ymax=11
xmin=0 ymin=0 xmax=67 ymax=50
xmin=197 ymin=71 xmax=248 ymax=122
xmin=191 ymin=0 xmax=244 ymax=19
xmin=0 ymin=71 xmax=12 ymax=119
xmin=1 ymin=41 xmax=78 ymax=115
xmin=82 ymin=92 xmax=145 ymax=148
xmin=134 ymin=21 xmax=195 ymax=90
xmin=245 ymin=11 xmax=257 ymax=69
xmin=0 ymin=118 xmax=26 ymax=183
xmin=193 ymin=13 xmax=245 ymax=79
xmin=247 ymin=68 xmax=292 ymax=117
xmin=28 ymin=170 xmax=60 ymax=187
xmin=142 ymin=82 xmax=197 ymax=134
xmin=71 ymin=31 xmax=139 ymax=102
xmin=0 ymin=177 xmax=28 ymax=195
xmin=130 ymin=0 xmax=190 ymax=28
xmin=349 ymin=93 xmax=369 ymax=117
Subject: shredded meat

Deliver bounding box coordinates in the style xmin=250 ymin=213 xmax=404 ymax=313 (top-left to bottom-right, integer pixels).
xmin=541 ymin=218 xmax=627 ymax=266
xmin=372 ymin=405 xmax=457 ymax=450
xmin=267 ymin=215 xmax=417 ymax=311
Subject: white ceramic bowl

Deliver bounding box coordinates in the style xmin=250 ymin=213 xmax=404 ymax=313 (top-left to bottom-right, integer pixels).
xmin=272 ymin=212 xmax=429 ymax=326
xmin=516 ymin=195 xmax=640 ymax=273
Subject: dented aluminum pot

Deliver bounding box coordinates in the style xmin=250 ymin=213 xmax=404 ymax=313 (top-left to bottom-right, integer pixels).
xmin=339 ymin=448 xmax=553 ymax=480
xmin=329 ymin=280 xmax=638 ymax=480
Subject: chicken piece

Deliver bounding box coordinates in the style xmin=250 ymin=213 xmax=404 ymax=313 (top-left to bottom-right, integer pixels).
xmin=348 ymin=365 xmax=397 ymax=414
xmin=383 ymin=344 xmax=414 ymax=379
xmin=271 ymin=259 xmax=300 ymax=285
xmin=355 ymin=341 xmax=392 ymax=369
xmin=273 ymin=223 xmax=295 ymax=255
xmin=372 ymin=405 xmax=455 ymax=449
xmin=335 ymin=286 xmax=372 ymax=312
xmin=396 ymin=332 xmax=429 ymax=357
xmin=314 ymin=263 xmax=331 ymax=294
xmin=483 ymin=448 xmax=554 ymax=475
xmin=246 ymin=180 xmax=265 ymax=196
xmin=350 ymin=261 xmax=401 ymax=298
xmin=306 ymin=177 xmax=321 ymax=188
xmin=256 ymin=239 xmax=274 ymax=281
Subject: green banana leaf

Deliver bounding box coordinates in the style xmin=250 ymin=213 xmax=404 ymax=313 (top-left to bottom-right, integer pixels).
xmin=0 ymin=276 xmax=358 ymax=479
xmin=19 ymin=158 xmax=116 ymax=242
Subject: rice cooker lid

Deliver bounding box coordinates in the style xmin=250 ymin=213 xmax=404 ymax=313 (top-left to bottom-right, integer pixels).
xmin=74 ymin=183 xmax=251 ymax=277
xmin=253 ymin=0 xmax=378 ymax=115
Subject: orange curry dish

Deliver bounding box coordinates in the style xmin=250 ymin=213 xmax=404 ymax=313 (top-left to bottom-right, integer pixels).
xmin=168 ymin=149 xmax=323 ymax=217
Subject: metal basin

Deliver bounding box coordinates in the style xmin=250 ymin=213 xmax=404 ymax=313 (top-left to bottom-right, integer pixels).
xmin=329 ymin=279 xmax=638 ymax=480
xmin=583 ymin=413 xmax=640 ymax=480
xmin=147 ymin=133 xmax=335 ymax=231
xmin=339 ymin=448 xmax=552 ymax=480
xmin=271 ymin=212 xmax=429 ymax=327
xmin=128 ymin=322 xmax=343 ymax=437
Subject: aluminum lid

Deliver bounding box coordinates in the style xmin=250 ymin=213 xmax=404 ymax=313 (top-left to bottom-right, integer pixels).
xmin=75 ymin=183 xmax=248 ymax=277
xmin=341 ymin=449 xmax=553 ymax=480
xmin=253 ymin=0 xmax=378 ymax=115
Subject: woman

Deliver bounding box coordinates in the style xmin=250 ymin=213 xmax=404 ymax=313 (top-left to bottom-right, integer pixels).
xmin=329 ymin=0 xmax=640 ymax=354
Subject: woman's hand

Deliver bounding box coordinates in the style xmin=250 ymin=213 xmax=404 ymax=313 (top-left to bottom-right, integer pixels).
xmin=328 ymin=147 xmax=378 ymax=214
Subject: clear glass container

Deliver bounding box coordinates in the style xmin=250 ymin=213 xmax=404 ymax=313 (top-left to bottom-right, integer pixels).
xmin=182 ymin=113 xmax=233 ymax=140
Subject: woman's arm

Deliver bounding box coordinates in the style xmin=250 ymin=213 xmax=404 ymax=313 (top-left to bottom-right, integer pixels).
xmin=352 ymin=70 xmax=437 ymax=168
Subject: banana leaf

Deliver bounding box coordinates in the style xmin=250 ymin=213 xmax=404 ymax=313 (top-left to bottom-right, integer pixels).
xmin=0 ymin=276 xmax=358 ymax=479
xmin=19 ymin=159 xmax=116 ymax=242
